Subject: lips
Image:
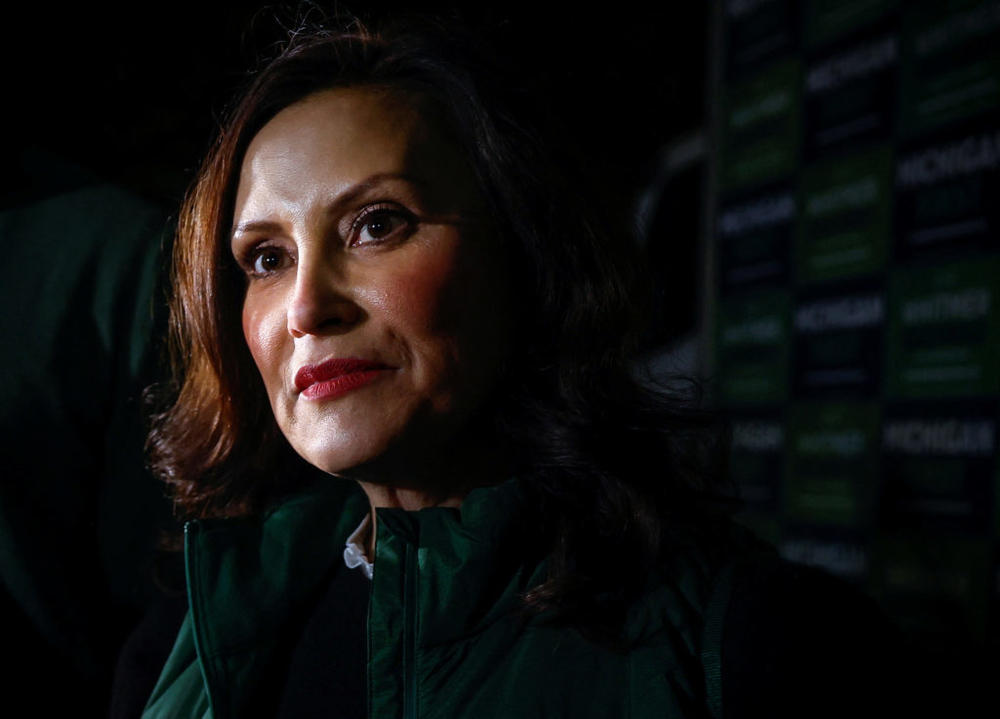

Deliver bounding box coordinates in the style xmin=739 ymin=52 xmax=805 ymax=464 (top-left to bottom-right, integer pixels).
xmin=294 ymin=358 xmax=391 ymax=400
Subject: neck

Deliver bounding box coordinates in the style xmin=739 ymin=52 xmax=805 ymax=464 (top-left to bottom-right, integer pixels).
xmin=358 ymin=483 xmax=468 ymax=512
xmin=347 ymin=432 xmax=511 ymax=560
xmin=354 ymin=440 xmax=507 ymax=512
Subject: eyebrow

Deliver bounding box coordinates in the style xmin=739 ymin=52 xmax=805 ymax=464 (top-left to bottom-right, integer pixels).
xmin=230 ymin=172 xmax=425 ymax=240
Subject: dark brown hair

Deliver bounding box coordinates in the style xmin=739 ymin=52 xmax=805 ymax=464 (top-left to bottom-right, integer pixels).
xmin=149 ymin=14 xmax=735 ymax=627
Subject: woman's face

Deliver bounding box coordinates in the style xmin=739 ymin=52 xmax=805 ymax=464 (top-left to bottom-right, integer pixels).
xmin=231 ymin=87 xmax=510 ymax=481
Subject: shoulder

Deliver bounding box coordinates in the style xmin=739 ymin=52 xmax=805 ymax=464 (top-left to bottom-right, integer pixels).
xmin=718 ymin=550 xmax=905 ymax=719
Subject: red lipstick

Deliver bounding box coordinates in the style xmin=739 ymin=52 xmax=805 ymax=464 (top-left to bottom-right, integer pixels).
xmin=294 ymin=358 xmax=391 ymax=400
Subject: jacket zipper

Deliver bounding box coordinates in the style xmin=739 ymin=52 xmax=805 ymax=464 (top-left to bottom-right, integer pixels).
xmin=402 ymin=542 xmax=418 ymax=719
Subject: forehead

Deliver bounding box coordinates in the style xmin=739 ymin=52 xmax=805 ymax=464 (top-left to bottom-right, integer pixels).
xmin=235 ymin=86 xmax=477 ymax=215
xmin=242 ymin=87 xmax=417 ymax=188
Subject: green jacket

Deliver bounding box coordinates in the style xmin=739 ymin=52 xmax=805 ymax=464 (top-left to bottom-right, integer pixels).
xmin=143 ymin=479 xmax=752 ymax=719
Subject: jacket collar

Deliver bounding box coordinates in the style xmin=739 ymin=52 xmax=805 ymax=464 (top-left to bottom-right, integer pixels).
xmin=372 ymin=478 xmax=546 ymax=644
xmin=184 ymin=477 xmax=541 ymax=716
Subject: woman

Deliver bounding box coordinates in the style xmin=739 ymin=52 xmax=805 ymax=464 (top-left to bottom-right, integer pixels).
xmin=121 ymin=15 xmax=903 ymax=719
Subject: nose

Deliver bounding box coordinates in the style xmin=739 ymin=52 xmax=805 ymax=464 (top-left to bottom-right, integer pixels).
xmin=287 ymin=253 xmax=362 ymax=338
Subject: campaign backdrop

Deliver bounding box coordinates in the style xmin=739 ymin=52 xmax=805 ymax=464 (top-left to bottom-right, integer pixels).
xmin=711 ymin=0 xmax=999 ymax=650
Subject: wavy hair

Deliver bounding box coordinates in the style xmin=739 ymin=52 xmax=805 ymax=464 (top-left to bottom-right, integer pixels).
xmin=149 ymin=14 xmax=736 ymax=629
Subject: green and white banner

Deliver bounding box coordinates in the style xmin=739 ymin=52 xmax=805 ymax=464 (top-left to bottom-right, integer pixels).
xmin=779 ymin=527 xmax=871 ymax=582
xmin=881 ymin=401 xmax=997 ymax=533
xmin=792 ymin=282 xmax=885 ymax=396
xmin=803 ymin=32 xmax=898 ymax=158
xmin=730 ymin=412 xmax=786 ymax=515
xmin=785 ymin=401 xmax=881 ymax=526
xmin=895 ymin=122 xmax=1000 ymax=260
xmin=717 ymin=187 xmax=795 ymax=292
xmin=721 ymin=59 xmax=802 ymax=191
xmin=802 ymin=0 xmax=899 ymax=50
xmin=870 ymin=531 xmax=990 ymax=641
xmin=899 ymin=0 xmax=1000 ymax=139
xmin=715 ymin=289 xmax=791 ymax=404
xmin=796 ymin=146 xmax=893 ymax=283
xmin=724 ymin=0 xmax=797 ymax=79
xmin=886 ymin=257 xmax=1000 ymax=398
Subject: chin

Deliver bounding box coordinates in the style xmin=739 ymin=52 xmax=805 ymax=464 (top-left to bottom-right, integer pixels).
xmin=298 ymin=429 xmax=450 ymax=487
xmin=293 ymin=435 xmax=388 ymax=477
xmin=279 ymin=397 xmax=476 ymax=483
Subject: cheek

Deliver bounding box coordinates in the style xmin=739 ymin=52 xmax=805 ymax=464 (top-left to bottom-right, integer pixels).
xmin=366 ymin=245 xmax=466 ymax=338
xmin=368 ymin=236 xmax=509 ymax=398
xmin=241 ymin=293 xmax=288 ymax=389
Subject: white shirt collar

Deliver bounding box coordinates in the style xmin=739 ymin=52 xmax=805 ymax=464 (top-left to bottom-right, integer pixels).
xmin=343 ymin=514 xmax=374 ymax=580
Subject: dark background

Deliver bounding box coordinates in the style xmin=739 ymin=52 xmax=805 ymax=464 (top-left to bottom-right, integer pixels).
xmin=5 ymin=2 xmax=707 ymax=217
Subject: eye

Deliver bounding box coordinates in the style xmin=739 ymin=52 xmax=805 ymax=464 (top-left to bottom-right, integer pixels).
xmin=242 ymin=245 xmax=291 ymax=278
xmin=350 ymin=206 xmax=415 ymax=247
